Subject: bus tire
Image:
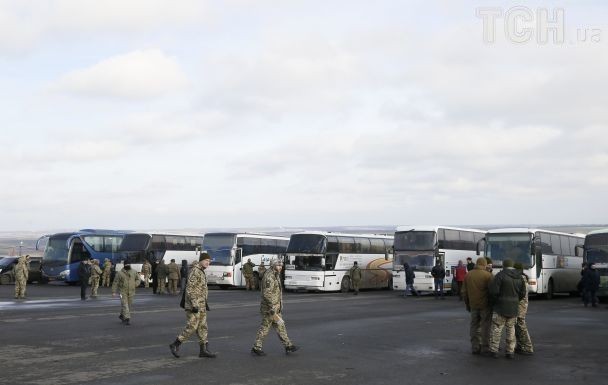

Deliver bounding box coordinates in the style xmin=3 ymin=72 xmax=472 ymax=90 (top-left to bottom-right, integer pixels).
xmin=545 ymin=279 xmax=554 ymax=300
xmin=340 ymin=277 xmax=351 ymax=293
xmin=219 ymin=285 xmax=229 ymax=290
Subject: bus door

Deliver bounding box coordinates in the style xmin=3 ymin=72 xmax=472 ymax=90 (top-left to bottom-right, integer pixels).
xmin=234 ymin=248 xmax=243 ymax=286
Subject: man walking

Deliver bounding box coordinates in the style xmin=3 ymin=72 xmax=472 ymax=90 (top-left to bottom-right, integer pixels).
xmin=157 ymin=259 xmax=168 ymax=294
xmin=89 ymin=259 xmax=103 ymax=298
xmin=14 ymin=255 xmax=30 ymax=299
xmin=78 ymin=258 xmax=91 ymax=300
xmin=488 ymin=259 xmax=527 ymax=359
xmin=243 ymin=258 xmax=256 ymax=291
xmin=349 ymin=261 xmax=362 ymax=295
xmin=251 ymin=258 xmax=298 ymax=356
xmin=167 ymin=259 xmax=181 ymax=295
xmin=141 ymin=259 xmax=152 ymax=288
xmin=403 ymin=262 xmax=418 ymax=297
xmin=431 ymin=260 xmax=446 ymax=299
xmin=169 ymin=253 xmax=217 ymax=358
xmin=102 ymin=259 xmax=112 ymax=287
xmin=112 ymin=262 xmax=142 ymax=325
xmin=462 ymin=257 xmax=493 ymax=355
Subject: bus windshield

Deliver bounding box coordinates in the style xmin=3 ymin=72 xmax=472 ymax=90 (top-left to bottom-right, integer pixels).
xmin=287 ymin=234 xmax=326 ymax=254
xmin=485 ymin=233 xmax=533 ymax=268
xmin=203 ymin=234 xmax=236 ymax=266
xmin=394 ymin=231 xmax=435 ymax=251
xmin=291 ymin=255 xmax=324 ymax=271
xmin=44 ymin=235 xmax=70 ymax=263
xmin=395 ymin=252 xmax=435 ymax=272
xmin=119 ymin=234 xmax=151 ymax=251
xmin=586 ymin=234 xmax=608 ymax=264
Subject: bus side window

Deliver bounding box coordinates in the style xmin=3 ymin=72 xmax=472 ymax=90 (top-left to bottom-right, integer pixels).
xmin=234 ymin=248 xmax=242 ymax=265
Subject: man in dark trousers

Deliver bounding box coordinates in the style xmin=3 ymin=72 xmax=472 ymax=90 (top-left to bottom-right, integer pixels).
xmin=78 ymin=258 xmax=91 ymax=300
xmin=151 ymin=259 xmax=159 ymax=294
xmin=581 ymin=262 xmax=601 ymax=308
xmin=431 ymin=260 xmax=446 ymax=299
xmin=403 ymin=262 xmax=418 ymax=297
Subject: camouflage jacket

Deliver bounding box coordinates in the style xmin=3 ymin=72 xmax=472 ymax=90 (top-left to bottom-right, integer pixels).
xmin=167 ymin=262 xmax=180 ymax=280
xmin=90 ymin=264 xmax=102 ymax=278
xmin=185 ymin=265 xmax=208 ymax=311
xmin=243 ymin=261 xmax=255 ymax=277
xmin=103 ymin=261 xmax=112 ymax=274
xmin=112 ymin=268 xmax=142 ymax=295
xmin=260 ymin=270 xmax=282 ymax=315
xmin=141 ymin=262 xmax=151 ymax=275
xmin=14 ymin=257 xmax=29 ymax=281
xmin=157 ymin=262 xmax=168 ymax=278
xmin=349 ymin=265 xmax=362 ymax=282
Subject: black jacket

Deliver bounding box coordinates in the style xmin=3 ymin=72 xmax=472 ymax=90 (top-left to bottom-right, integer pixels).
xmin=489 ymin=268 xmax=526 ymax=317
xmin=431 ymin=265 xmax=445 ymax=280
xmin=78 ymin=261 xmax=91 ymax=280
xmin=581 ymin=267 xmax=600 ymax=291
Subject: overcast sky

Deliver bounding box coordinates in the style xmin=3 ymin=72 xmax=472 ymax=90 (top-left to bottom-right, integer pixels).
xmin=1 ymin=1 xmax=607 ymax=232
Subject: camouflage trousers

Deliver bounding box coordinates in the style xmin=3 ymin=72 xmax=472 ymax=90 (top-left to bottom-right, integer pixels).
xmin=254 ymin=312 xmax=291 ymax=349
xmin=143 ymin=273 xmax=150 ymax=288
xmin=489 ymin=312 xmax=517 ymax=353
xmin=90 ymin=277 xmax=100 ymax=297
xmin=119 ymin=293 xmax=134 ymax=319
xmin=14 ymin=278 xmax=27 ymax=298
xmin=177 ymin=310 xmax=208 ymax=345
xmin=158 ymin=278 xmax=167 ymax=294
xmin=168 ymin=279 xmax=179 ymax=295
xmin=469 ymin=307 xmax=492 ymax=353
xmin=245 ymin=275 xmax=255 ymax=290
xmin=102 ymin=273 xmax=111 ymax=287
xmin=515 ymin=298 xmax=533 ymax=352
xmin=351 ymin=280 xmax=360 ymax=293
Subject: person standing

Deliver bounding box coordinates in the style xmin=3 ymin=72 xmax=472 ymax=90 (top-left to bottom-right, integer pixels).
xmin=180 ymin=260 xmax=189 ymax=293
xmin=112 ymin=262 xmax=142 ymax=325
xmin=157 ymin=259 xmax=168 ymax=295
xmin=258 ymin=261 xmax=267 ymax=284
xmin=14 ymin=255 xmax=30 ymax=299
xmin=466 ymin=257 xmax=475 ymax=272
xmin=89 ymin=259 xmax=103 ymax=298
xmin=581 ymin=262 xmax=600 ymax=308
xmin=151 ymin=260 xmax=159 ymax=294
xmin=454 ymin=260 xmax=467 ymax=300
xmin=462 ymin=257 xmax=493 ymax=355
xmin=431 ymin=260 xmax=446 ymax=299
xmin=403 ymin=262 xmax=418 ymax=297
xmin=251 ymin=258 xmax=298 ymax=356
xmin=488 ymin=259 xmax=527 ymax=359
xmin=141 ymin=259 xmax=152 ymax=288
xmin=167 ymin=259 xmax=181 ymax=295
xmin=78 ymin=258 xmax=91 ymax=300
xmin=349 ymin=261 xmax=362 ymax=295
xmin=169 ymin=253 xmax=217 ymax=358
xmin=243 ymin=258 xmax=256 ymax=290
xmin=102 ymin=259 xmax=112 ymax=287
xmin=513 ymin=262 xmax=533 ymax=355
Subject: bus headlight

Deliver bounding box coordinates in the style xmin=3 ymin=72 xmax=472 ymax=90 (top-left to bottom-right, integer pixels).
xmin=59 ymin=270 xmax=70 ymax=279
xmin=528 ymin=280 xmax=536 ymax=285
xmin=223 ymin=272 xmax=232 ymax=277
xmin=311 ymin=276 xmax=320 ymax=281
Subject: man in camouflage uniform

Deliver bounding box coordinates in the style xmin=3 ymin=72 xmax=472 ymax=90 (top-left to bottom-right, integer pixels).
xmin=462 ymin=257 xmax=493 ymax=355
xmin=141 ymin=259 xmax=152 ymax=288
xmin=112 ymin=262 xmax=142 ymax=325
xmin=169 ymin=253 xmax=217 ymax=359
xmin=157 ymin=259 xmax=168 ymax=294
xmin=14 ymin=255 xmax=30 ymax=299
xmin=488 ymin=259 xmax=526 ymax=359
xmin=513 ymin=262 xmax=533 ymax=355
xmin=89 ymin=259 xmax=103 ymax=298
xmin=167 ymin=259 xmax=181 ymax=295
xmin=243 ymin=258 xmax=255 ymax=290
xmin=348 ymin=261 xmax=362 ymax=295
xmin=102 ymin=259 xmax=112 ymax=287
xmin=251 ymin=258 xmax=298 ymax=356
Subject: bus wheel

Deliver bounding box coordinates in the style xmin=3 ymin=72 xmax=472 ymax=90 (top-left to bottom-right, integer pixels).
xmin=340 ymin=277 xmax=351 ymax=293
xmin=219 ymin=285 xmax=229 ymax=290
xmin=545 ymin=279 xmax=554 ymax=300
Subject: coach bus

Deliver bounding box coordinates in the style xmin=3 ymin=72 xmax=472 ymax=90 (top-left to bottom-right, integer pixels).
xmin=37 ymin=229 xmax=126 ymax=284
xmin=483 ymin=228 xmax=584 ymax=299
xmin=392 ymin=226 xmax=486 ymax=294
xmin=576 ymin=229 xmax=608 ymax=298
xmin=283 ymin=231 xmax=394 ymax=292
xmin=202 ymin=232 xmax=290 ymax=289
xmin=117 ymin=232 xmax=204 ymax=277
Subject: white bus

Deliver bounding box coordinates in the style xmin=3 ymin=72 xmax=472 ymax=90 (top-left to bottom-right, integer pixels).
xmin=202 ymin=232 xmax=290 ymax=289
xmin=392 ymin=226 xmax=486 ymax=294
xmin=577 ymin=229 xmax=608 ymax=298
xmin=483 ymin=228 xmax=584 ymax=299
xmin=117 ymin=233 xmax=203 ymax=277
xmin=283 ymin=231 xmax=394 ymax=292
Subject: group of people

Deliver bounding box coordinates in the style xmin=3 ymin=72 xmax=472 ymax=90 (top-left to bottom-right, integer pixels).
xmin=169 ymin=253 xmax=298 ymax=358
xmin=77 ymin=257 xmax=115 ymax=300
xmin=461 ymin=257 xmax=533 ymax=359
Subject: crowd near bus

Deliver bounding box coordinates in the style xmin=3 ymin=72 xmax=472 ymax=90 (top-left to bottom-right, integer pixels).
xmin=577 ymin=229 xmax=608 ymax=298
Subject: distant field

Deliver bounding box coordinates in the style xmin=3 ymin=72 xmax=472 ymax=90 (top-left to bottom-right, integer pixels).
xmin=0 ymin=238 xmax=43 ymax=257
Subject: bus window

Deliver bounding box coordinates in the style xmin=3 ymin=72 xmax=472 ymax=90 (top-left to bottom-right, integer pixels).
xmin=327 ymin=236 xmax=339 ymax=253
xmin=338 ymin=237 xmax=355 ymax=253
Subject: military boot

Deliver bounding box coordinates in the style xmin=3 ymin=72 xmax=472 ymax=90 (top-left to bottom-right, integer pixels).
xmin=251 ymin=347 xmax=266 ymax=356
xmin=169 ymin=339 xmax=182 ymax=358
xmin=199 ymin=343 xmax=217 ymax=358
xmin=285 ymin=345 xmax=299 ymax=354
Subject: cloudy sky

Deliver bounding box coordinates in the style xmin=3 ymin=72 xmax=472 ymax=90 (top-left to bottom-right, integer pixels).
xmin=1 ymin=0 xmax=607 ymax=232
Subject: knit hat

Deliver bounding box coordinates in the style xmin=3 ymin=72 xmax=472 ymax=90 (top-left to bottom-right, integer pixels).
xmin=199 ymin=252 xmax=211 ymax=261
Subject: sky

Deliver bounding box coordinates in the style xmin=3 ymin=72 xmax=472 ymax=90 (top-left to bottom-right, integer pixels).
xmin=1 ymin=0 xmax=607 ymax=232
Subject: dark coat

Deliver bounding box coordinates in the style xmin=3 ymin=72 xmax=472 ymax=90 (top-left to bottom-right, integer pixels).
xmin=78 ymin=261 xmax=91 ymax=280
xmin=489 ymin=268 xmax=526 ymax=318
xmin=431 ymin=265 xmax=445 ymax=280
xmin=581 ymin=267 xmax=600 ymax=291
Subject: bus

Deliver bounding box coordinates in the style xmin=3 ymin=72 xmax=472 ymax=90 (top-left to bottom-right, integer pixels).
xmin=202 ymin=232 xmax=290 ymax=289
xmin=37 ymin=229 xmax=126 ymax=284
xmin=283 ymin=231 xmax=394 ymax=292
xmin=482 ymin=228 xmax=584 ymax=299
xmin=117 ymin=233 xmax=204 ymax=278
xmin=392 ymin=226 xmax=486 ymax=294
xmin=576 ymin=228 xmax=608 ymax=298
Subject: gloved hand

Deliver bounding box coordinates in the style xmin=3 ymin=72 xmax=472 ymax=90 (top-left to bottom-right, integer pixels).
xmin=191 ymin=307 xmax=199 ymax=314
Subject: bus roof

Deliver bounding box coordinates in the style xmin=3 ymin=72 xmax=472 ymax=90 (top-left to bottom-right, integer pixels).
xmin=203 ymin=232 xmax=290 ymax=240
xmin=486 ymin=228 xmax=586 ymax=238
xmin=292 ymin=231 xmax=393 ymax=239
xmin=127 ymin=232 xmax=203 ymax=237
xmin=395 ymin=225 xmax=485 ymax=233
xmin=585 ymin=228 xmax=608 ymax=236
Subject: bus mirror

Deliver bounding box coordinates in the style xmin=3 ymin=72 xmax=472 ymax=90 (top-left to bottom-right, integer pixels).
xmin=574 ymin=245 xmax=583 ymax=257
xmin=534 ymin=245 xmax=542 ymax=259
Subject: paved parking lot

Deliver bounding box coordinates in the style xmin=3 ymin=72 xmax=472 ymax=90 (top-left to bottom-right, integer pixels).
xmin=1 ymin=283 xmax=607 ymax=385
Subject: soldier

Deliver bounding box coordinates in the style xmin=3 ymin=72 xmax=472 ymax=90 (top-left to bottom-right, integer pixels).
xmin=257 ymin=262 xmax=267 ymax=289
xmin=167 ymin=259 xmax=181 ymax=295
xmin=462 ymin=257 xmax=493 ymax=355
xmin=157 ymin=259 xmax=168 ymax=294
xmin=112 ymin=262 xmax=142 ymax=326
xmin=513 ymin=262 xmax=533 ymax=355
xmin=251 ymin=258 xmax=298 ymax=356
xmin=243 ymin=258 xmax=255 ymax=290
xmin=89 ymin=259 xmax=103 ymax=298
xmin=169 ymin=253 xmax=217 ymax=358
xmin=488 ymin=259 xmax=527 ymax=359
xmin=102 ymin=259 xmax=112 ymax=287
xmin=14 ymin=255 xmax=30 ymax=299
xmin=431 ymin=260 xmax=446 ymax=299
xmin=348 ymin=261 xmax=362 ymax=295
xmin=180 ymin=260 xmax=189 ymax=293
xmin=141 ymin=259 xmax=152 ymax=288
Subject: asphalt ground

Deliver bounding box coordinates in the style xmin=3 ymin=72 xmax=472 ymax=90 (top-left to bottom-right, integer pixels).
xmin=0 ymin=283 xmax=607 ymax=385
